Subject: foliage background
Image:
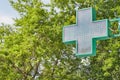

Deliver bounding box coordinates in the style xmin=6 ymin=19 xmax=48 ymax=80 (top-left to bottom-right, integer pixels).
xmin=0 ymin=0 xmax=120 ymax=80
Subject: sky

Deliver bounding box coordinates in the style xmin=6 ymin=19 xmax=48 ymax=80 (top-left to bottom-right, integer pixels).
xmin=0 ymin=0 xmax=18 ymax=25
xmin=0 ymin=0 xmax=50 ymax=25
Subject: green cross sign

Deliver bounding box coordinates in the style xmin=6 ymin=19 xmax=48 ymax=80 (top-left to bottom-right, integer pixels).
xmin=63 ymin=7 xmax=120 ymax=57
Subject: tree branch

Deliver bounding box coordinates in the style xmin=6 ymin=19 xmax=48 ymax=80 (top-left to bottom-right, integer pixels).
xmin=32 ymin=60 xmax=41 ymax=79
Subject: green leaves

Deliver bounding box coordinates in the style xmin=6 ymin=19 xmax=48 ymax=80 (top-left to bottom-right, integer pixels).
xmin=0 ymin=0 xmax=120 ymax=80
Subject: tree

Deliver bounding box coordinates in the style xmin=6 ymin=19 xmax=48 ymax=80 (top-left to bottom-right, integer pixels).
xmin=0 ymin=0 xmax=120 ymax=80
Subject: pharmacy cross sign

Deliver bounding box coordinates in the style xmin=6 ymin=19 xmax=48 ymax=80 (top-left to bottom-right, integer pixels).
xmin=63 ymin=7 xmax=110 ymax=57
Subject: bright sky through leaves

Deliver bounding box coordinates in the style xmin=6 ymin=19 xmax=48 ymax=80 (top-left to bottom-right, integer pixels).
xmin=0 ymin=0 xmax=50 ymax=25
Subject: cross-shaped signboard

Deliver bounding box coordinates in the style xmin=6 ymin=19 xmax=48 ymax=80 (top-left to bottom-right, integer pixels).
xmin=63 ymin=7 xmax=110 ymax=57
